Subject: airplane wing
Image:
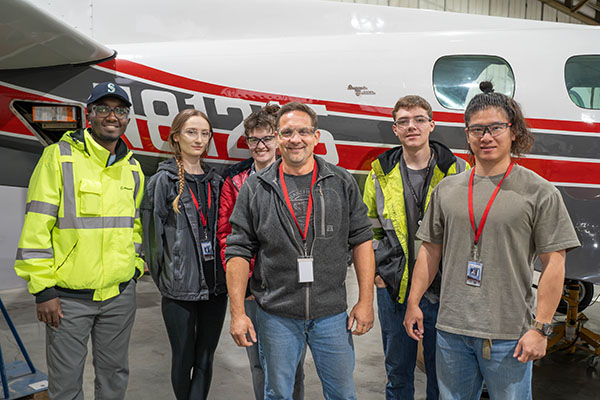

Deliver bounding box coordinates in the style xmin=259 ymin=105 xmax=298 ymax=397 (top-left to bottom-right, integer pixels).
xmin=0 ymin=0 xmax=114 ymax=70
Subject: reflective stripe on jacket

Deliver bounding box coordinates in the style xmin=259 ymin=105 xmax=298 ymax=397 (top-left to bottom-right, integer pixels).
xmin=363 ymin=140 xmax=469 ymax=304
xmin=15 ymin=128 xmax=144 ymax=301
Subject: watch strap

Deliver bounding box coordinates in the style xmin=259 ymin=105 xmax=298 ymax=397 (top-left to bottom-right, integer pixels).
xmin=532 ymin=320 xmax=552 ymax=336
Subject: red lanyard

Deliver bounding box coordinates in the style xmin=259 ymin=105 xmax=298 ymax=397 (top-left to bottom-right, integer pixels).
xmin=279 ymin=160 xmax=318 ymax=242
xmin=188 ymin=181 xmax=211 ymax=227
xmin=468 ymin=163 xmax=513 ymax=245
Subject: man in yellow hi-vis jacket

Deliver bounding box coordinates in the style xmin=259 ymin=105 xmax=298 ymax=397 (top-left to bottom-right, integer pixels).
xmin=15 ymin=82 xmax=144 ymax=400
xmin=363 ymin=95 xmax=468 ymax=400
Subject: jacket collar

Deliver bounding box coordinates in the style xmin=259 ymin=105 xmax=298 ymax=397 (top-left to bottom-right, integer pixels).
xmin=224 ymin=157 xmax=254 ymax=179
xmin=157 ymin=157 xmax=222 ymax=185
xmin=61 ymin=128 xmax=130 ymax=167
xmin=375 ymin=140 xmax=457 ymax=175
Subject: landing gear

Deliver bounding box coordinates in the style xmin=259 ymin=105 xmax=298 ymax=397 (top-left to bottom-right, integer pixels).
xmin=556 ymin=280 xmax=594 ymax=314
xmin=547 ymin=280 xmax=600 ymax=370
xmin=588 ymin=355 xmax=600 ymax=369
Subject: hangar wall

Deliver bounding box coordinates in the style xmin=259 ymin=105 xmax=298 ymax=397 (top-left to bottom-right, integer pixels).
xmin=329 ymin=0 xmax=587 ymax=24
xmin=1 ymin=187 xmax=27 ymax=290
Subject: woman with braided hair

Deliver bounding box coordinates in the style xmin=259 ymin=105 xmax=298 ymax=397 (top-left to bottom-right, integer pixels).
xmin=142 ymin=109 xmax=226 ymax=400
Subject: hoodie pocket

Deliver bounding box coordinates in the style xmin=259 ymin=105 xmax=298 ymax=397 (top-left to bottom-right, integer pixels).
xmin=79 ymin=179 xmax=102 ymax=215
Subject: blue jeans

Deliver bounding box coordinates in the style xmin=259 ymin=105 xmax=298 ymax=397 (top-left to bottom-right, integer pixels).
xmin=246 ymin=299 xmax=305 ymax=400
xmin=377 ymin=288 xmax=439 ymax=400
xmin=436 ymin=330 xmax=533 ymax=400
xmin=256 ymin=308 xmax=356 ymax=400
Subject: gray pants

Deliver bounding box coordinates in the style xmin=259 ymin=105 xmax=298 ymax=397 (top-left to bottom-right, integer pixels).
xmin=45 ymin=281 xmax=136 ymax=400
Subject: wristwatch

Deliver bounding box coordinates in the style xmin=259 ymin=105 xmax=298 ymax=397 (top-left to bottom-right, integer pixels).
xmin=532 ymin=320 xmax=553 ymax=336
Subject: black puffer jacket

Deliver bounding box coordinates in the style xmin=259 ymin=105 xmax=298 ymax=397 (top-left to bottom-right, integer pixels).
xmin=142 ymin=158 xmax=226 ymax=300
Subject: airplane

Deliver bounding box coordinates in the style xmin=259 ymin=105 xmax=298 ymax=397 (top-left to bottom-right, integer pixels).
xmin=1 ymin=0 xmax=599 ymax=312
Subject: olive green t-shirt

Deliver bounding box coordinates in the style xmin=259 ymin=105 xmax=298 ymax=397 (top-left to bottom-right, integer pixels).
xmin=417 ymin=164 xmax=580 ymax=340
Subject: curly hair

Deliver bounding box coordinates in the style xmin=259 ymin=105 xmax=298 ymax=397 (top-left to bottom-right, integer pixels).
xmin=166 ymin=109 xmax=213 ymax=214
xmin=244 ymin=103 xmax=280 ymax=136
xmin=465 ymin=81 xmax=534 ymax=158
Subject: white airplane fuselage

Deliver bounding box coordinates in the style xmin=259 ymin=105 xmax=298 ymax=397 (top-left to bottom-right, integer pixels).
xmin=0 ymin=0 xmax=599 ymax=287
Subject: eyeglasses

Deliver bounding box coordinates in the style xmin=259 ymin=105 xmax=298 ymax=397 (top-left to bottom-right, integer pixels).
xmin=466 ymin=123 xmax=512 ymax=138
xmin=278 ymin=128 xmax=315 ymax=139
xmin=92 ymin=105 xmax=130 ymax=119
xmin=180 ymin=128 xmax=212 ymax=139
xmin=394 ymin=116 xmax=432 ymax=129
xmin=246 ymin=135 xmax=275 ymax=147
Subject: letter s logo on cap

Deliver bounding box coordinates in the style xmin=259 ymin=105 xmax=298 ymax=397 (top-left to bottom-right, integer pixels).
xmin=108 ymin=83 xmax=116 ymax=93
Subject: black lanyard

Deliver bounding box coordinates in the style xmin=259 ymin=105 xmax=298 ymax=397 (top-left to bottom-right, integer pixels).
xmin=404 ymin=155 xmax=433 ymax=221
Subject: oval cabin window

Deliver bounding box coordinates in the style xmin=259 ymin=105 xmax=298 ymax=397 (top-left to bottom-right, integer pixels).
xmin=433 ymin=55 xmax=515 ymax=110
xmin=565 ymin=55 xmax=600 ymax=110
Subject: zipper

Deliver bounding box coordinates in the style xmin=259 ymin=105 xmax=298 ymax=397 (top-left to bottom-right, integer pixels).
xmin=318 ymin=184 xmax=325 ymax=236
xmin=285 ymin=215 xmax=305 ymax=254
xmin=281 ymin=191 xmax=309 ymax=317
xmin=305 ymin=284 xmax=310 ymax=320
xmin=309 ymin=183 xmax=321 ymax=257
xmin=305 ymin=183 xmax=325 ymax=320
xmin=303 ymin=240 xmax=310 ymax=320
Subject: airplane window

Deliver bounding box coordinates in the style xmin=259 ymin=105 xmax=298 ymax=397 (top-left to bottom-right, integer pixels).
xmin=565 ymin=55 xmax=600 ymax=110
xmin=433 ymin=55 xmax=515 ymax=110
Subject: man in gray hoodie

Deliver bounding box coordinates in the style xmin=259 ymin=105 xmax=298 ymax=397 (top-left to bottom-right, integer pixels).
xmin=226 ymin=102 xmax=375 ymax=400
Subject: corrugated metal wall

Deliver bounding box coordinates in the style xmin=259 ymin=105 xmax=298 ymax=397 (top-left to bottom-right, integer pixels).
xmin=329 ymin=0 xmax=582 ymax=24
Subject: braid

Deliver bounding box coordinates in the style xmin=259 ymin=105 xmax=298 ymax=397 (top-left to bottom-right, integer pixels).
xmin=172 ymin=155 xmax=185 ymax=214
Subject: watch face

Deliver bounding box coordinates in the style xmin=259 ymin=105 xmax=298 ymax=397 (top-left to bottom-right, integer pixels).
xmin=542 ymin=324 xmax=553 ymax=336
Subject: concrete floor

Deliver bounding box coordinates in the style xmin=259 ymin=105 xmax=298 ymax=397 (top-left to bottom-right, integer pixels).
xmin=1 ymin=269 xmax=599 ymax=399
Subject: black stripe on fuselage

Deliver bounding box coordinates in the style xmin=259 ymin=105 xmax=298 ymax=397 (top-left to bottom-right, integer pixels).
xmin=2 ymin=68 xmax=599 ymax=162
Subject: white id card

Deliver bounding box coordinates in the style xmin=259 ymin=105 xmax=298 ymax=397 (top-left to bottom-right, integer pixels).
xmin=298 ymin=257 xmax=314 ymax=283
xmin=466 ymin=261 xmax=483 ymax=287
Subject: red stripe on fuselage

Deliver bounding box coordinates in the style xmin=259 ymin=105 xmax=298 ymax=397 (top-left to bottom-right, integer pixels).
xmin=98 ymin=59 xmax=392 ymax=118
xmin=3 ymin=64 xmax=599 ymax=186
xmin=334 ymin=144 xmax=600 ymax=185
xmin=99 ymin=59 xmax=600 ymax=134
xmin=517 ymin=158 xmax=600 ymax=185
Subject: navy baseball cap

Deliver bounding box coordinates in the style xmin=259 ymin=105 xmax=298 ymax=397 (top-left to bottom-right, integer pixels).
xmin=86 ymin=82 xmax=132 ymax=107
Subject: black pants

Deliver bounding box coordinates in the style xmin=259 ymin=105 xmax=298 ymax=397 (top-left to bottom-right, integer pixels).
xmin=161 ymin=294 xmax=228 ymax=400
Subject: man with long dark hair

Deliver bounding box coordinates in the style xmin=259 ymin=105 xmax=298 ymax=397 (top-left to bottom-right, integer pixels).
xmin=404 ymin=82 xmax=580 ymax=399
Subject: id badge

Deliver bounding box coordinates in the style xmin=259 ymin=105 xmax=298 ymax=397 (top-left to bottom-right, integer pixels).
xmin=466 ymin=261 xmax=483 ymax=287
xmin=298 ymin=257 xmax=314 ymax=283
xmin=200 ymin=240 xmax=214 ymax=261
